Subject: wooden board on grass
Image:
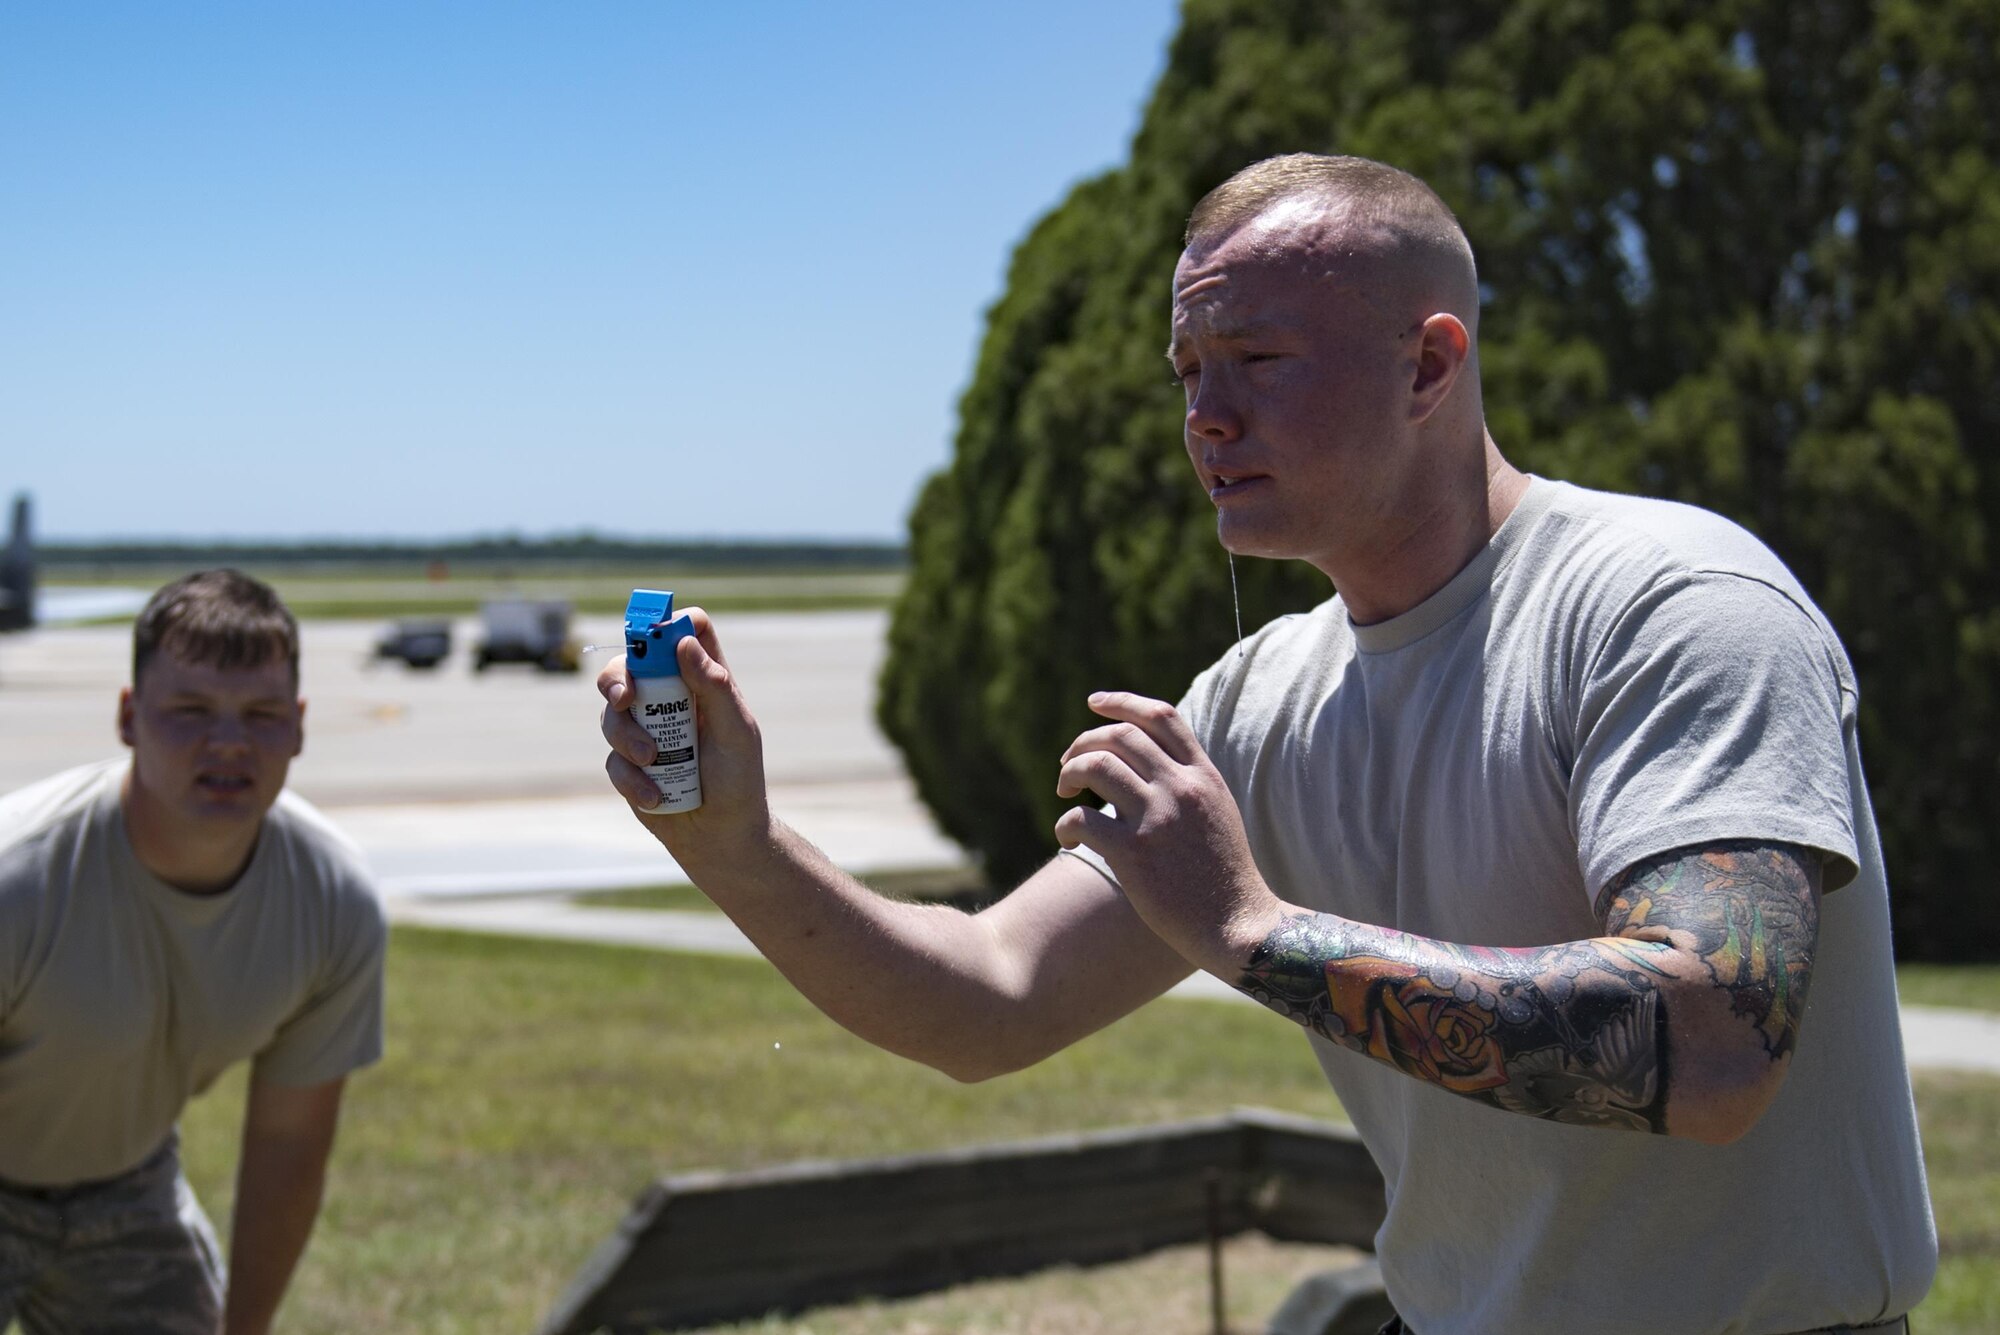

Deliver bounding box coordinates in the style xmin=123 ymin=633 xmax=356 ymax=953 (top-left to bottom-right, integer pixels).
xmin=538 ymin=1107 xmax=1383 ymax=1335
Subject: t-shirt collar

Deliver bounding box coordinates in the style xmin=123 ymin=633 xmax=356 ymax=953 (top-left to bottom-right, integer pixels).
xmin=101 ymin=763 xmax=270 ymax=921
xmin=1350 ymin=476 xmax=1557 ymax=655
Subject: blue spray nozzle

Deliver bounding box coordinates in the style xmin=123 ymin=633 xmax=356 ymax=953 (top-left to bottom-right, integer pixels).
xmin=624 ymin=590 xmax=695 ymax=679
xmin=624 ymin=589 xmax=675 ymax=656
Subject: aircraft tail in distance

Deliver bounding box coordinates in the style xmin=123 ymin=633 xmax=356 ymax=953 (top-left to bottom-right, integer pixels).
xmin=0 ymin=493 xmax=35 ymax=633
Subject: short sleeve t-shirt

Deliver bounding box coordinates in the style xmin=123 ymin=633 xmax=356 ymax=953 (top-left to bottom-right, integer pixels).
xmin=1074 ymin=478 xmax=1935 ymax=1334
xmin=0 ymin=760 xmax=388 ymax=1186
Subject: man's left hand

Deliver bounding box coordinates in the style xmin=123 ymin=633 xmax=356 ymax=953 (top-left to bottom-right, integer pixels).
xmin=1054 ymin=691 xmax=1280 ymax=977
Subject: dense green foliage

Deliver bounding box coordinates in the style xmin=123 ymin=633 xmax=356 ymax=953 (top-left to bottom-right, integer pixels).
xmin=879 ymin=0 xmax=2000 ymax=958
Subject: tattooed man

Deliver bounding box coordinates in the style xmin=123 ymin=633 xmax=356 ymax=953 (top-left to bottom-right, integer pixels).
xmin=601 ymin=155 xmax=1934 ymax=1334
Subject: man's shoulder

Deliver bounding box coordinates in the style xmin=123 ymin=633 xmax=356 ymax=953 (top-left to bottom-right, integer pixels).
xmin=1183 ymin=598 xmax=1350 ymax=740
xmin=262 ymin=791 xmax=385 ymax=925
xmin=0 ymin=761 xmax=122 ymax=866
xmin=1235 ymin=597 xmax=1350 ymax=663
xmin=1519 ymin=481 xmax=1853 ymax=691
xmin=1533 ymin=481 xmax=1813 ymax=603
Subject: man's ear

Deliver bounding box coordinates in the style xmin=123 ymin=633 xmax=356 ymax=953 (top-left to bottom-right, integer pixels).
xmin=117 ymin=686 xmax=136 ymax=748
xmin=1408 ymin=313 xmax=1471 ymax=424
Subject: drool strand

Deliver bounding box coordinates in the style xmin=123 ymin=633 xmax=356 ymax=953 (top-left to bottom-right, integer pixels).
xmin=1228 ymin=552 xmax=1245 ymax=659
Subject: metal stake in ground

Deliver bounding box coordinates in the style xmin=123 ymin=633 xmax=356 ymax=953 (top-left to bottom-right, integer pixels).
xmin=1206 ymin=1167 xmax=1227 ymax=1335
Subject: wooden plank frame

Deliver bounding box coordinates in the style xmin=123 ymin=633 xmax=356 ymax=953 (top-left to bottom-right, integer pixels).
xmin=538 ymin=1107 xmax=1384 ymax=1335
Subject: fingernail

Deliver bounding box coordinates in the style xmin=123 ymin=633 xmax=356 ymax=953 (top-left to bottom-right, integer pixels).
xmin=610 ymin=684 xmax=626 ymax=706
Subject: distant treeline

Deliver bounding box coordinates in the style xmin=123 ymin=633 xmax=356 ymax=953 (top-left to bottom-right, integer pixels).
xmin=38 ymin=535 xmax=907 ymax=571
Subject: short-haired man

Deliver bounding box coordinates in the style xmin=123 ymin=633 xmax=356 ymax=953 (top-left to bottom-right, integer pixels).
xmin=599 ymin=155 xmax=1934 ymax=1333
xmin=0 ymin=570 xmax=387 ymax=1335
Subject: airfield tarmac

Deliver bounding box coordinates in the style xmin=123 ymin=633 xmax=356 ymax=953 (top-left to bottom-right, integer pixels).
xmin=0 ymin=610 xmax=966 ymax=898
xmin=8 ymin=611 xmax=2000 ymax=1066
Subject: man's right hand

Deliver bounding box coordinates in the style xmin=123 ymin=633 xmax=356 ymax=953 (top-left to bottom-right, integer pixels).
xmin=598 ymin=607 xmax=774 ymax=874
xmin=596 ymin=606 xmax=1194 ymax=1083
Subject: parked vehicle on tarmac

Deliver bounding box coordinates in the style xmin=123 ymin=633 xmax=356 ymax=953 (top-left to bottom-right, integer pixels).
xmin=474 ymin=597 xmax=581 ymax=673
xmin=372 ymin=618 xmax=453 ymax=670
xmin=1 ymin=493 xmax=34 ymax=633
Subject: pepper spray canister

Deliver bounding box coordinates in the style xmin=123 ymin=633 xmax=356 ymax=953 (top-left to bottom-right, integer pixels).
xmin=623 ymin=589 xmax=702 ymax=814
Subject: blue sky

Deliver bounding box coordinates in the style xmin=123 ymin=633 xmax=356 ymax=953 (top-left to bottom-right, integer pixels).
xmin=0 ymin=2 xmax=1181 ymax=542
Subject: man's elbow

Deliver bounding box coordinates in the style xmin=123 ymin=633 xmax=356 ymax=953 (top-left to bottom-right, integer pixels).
xmin=1674 ymin=1114 xmax=1757 ymax=1147
xmin=928 ymin=1042 xmax=1044 ymax=1085
xmin=935 ymin=1056 xmax=1009 ymax=1085
xmin=913 ymin=1023 xmax=1061 ymax=1084
xmin=1668 ymin=1070 xmax=1789 ymax=1146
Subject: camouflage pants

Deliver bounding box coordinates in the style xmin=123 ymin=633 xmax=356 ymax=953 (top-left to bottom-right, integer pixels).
xmin=0 ymin=1136 xmax=225 ymax=1335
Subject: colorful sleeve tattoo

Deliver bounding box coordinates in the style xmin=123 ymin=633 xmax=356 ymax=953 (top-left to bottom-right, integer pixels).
xmin=1235 ymin=841 xmax=1821 ymax=1133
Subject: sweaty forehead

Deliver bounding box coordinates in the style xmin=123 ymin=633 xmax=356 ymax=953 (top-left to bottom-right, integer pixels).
xmin=1170 ymin=217 xmax=1397 ymax=346
xmin=143 ymin=646 xmax=296 ymax=698
xmin=1179 ymin=199 xmax=1400 ymax=289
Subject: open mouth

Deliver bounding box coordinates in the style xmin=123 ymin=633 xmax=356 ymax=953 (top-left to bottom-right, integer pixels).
xmin=195 ymin=774 xmax=255 ymax=797
xmin=1209 ymin=473 xmax=1265 ymax=499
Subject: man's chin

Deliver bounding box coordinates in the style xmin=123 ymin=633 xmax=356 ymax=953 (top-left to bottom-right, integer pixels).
xmin=1215 ymin=516 xmax=1300 ymax=562
xmin=183 ymin=783 xmax=276 ymax=822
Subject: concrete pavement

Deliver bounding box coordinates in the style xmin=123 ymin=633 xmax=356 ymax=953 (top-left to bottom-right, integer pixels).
xmin=334 ymin=780 xmax=961 ymax=898
xmin=0 ymin=610 xmax=931 ymax=803
xmin=0 ymin=610 xmax=969 ymax=897
xmin=7 ymin=611 xmax=1997 ymax=1074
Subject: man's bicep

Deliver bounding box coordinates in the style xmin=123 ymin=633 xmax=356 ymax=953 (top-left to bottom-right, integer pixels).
xmin=1600 ymin=840 xmax=1821 ymax=1063
xmin=978 ymin=853 xmax=1194 ymax=1039
xmin=243 ymin=1075 xmax=345 ymax=1147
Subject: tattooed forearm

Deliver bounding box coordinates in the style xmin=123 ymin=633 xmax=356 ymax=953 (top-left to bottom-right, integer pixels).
xmin=1235 ymin=843 xmax=1821 ymax=1136
xmin=1601 ymin=840 xmax=1820 ymax=1062
xmin=1240 ymin=915 xmax=1676 ymax=1132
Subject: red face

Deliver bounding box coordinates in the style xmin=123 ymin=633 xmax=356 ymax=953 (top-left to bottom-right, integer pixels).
xmin=118 ymin=648 xmax=304 ymax=831
xmin=1168 ymin=210 xmax=1432 ymax=576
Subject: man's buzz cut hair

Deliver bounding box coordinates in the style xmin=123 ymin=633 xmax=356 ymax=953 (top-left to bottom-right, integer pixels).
xmin=132 ymin=569 xmax=300 ymax=691
xmin=1185 ymin=153 xmax=1475 ymax=276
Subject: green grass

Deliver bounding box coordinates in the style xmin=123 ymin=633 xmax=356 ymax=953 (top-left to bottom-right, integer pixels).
xmin=1898 ymin=966 xmax=2000 ymax=1013
xmin=692 ymin=1236 xmax=1366 ymax=1335
xmin=1910 ymin=1072 xmax=2000 ymax=1332
xmin=276 ymin=591 xmax=899 ymax=619
xmin=571 ymin=865 xmax=992 ymax=913
xmin=43 ymin=568 xmax=905 ymax=620
xmin=178 ymin=927 xmax=1350 ymax=1333
xmin=566 ymin=880 xmax=720 ymax=912
xmin=166 ymin=937 xmax=2000 ymax=1333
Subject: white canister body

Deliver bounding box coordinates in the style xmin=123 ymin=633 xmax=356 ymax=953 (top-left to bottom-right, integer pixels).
xmin=631 ymin=673 xmax=702 ymax=813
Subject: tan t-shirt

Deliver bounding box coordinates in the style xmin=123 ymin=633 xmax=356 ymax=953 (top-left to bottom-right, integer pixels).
xmin=1072 ymin=479 xmax=1935 ymax=1333
xmin=0 ymin=760 xmax=387 ymax=1186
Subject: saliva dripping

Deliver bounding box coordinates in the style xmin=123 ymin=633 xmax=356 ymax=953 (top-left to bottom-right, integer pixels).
xmin=1228 ymin=551 xmax=1245 ymax=659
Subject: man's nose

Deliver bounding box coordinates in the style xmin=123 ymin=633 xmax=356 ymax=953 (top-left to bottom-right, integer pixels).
xmin=1185 ymin=376 xmax=1241 ymax=443
xmin=203 ymin=714 xmax=253 ymax=751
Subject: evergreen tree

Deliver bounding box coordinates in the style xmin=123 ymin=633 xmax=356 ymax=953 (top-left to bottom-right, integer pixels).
xmin=879 ymin=0 xmax=1999 ymax=957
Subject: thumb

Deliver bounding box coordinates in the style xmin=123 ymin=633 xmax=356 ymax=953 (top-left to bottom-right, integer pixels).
xmin=677 ymin=631 xmax=754 ymax=737
xmin=1054 ymin=804 xmax=1122 ymax=856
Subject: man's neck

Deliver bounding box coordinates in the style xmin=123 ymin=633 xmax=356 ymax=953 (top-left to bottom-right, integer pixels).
xmin=120 ymin=769 xmax=263 ymax=895
xmin=1327 ymin=439 xmax=1529 ymax=626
